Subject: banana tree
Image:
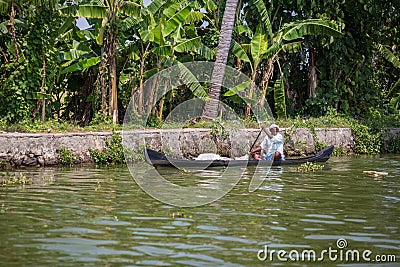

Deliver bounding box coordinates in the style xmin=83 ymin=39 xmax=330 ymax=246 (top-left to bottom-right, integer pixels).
xmin=227 ymin=23 xmax=291 ymax=119
xmin=378 ymin=44 xmax=400 ymax=110
xmin=59 ymin=0 xmax=140 ymax=124
xmin=56 ymin=24 xmax=103 ymax=124
xmin=227 ymin=0 xmax=343 ymax=119
xmin=131 ymin=0 xmax=214 ymax=118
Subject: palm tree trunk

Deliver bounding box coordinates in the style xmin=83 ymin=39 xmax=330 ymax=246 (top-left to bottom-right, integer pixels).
xmin=201 ymin=0 xmax=239 ymax=120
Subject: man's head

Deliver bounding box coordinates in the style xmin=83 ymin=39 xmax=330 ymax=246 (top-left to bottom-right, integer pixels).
xmin=269 ymin=124 xmax=279 ymax=135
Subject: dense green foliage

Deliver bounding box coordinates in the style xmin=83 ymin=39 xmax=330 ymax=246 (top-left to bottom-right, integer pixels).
xmin=0 ymin=0 xmax=399 ymax=154
xmin=89 ymin=132 xmax=125 ymax=164
xmin=58 ymin=147 xmax=74 ymax=165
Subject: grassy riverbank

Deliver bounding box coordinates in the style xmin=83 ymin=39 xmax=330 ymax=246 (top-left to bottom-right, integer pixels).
xmin=1 ymin=110 xmax=399 ymax=159
xmin=1 ymin=109 xmax=399 ymax=133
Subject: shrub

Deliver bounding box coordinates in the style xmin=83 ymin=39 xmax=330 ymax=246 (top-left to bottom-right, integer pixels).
xmin=89 ymin=132 xmax=125 ymax=164
xmin=59 ymin=148 xmax=74 ymax=165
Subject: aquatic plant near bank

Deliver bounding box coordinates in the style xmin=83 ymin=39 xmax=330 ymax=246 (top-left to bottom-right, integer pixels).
xmin=0 ymin=203 xmax=6 ymax=213
xmin=297 ymin=162 xmax=324 ymax=172
xmin=1 ymin=172 xmax=32 ymax=186
xmin=333 ymin=147 xmax=349 ymax=157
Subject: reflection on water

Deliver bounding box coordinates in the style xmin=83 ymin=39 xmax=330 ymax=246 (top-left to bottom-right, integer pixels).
xmin=0 ymin=155 xmax=399 ymax=266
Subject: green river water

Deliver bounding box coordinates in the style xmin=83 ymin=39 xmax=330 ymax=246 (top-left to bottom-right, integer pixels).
xmin=0 ymin=155 xmax=399 ymax=266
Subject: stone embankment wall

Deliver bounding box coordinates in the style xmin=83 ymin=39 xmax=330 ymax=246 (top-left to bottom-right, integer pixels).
xmin=0 ymin=128 xmax=398 ymax=167
xmin=0 ymin=132 xmax=111 ymax=167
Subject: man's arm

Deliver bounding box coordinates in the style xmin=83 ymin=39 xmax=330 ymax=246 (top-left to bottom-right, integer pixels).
xmin=261 ymin=125 xmax=273 ymax=139
xmin=249 ymin=146 xmax=262 ymax=155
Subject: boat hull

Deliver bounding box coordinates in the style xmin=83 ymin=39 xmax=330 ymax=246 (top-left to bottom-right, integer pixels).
xmin=144 ymin=145 xmax=334 ymax=169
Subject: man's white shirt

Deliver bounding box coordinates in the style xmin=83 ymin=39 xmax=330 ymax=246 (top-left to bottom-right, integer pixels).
xmin=260 ymin=133 xmax=285 ymax=159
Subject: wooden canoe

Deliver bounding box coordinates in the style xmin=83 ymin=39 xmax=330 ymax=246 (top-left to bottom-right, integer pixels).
xmin=144 ymin=145 xmax=334 ymax=168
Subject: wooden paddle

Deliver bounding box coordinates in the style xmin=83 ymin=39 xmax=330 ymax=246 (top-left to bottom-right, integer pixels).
xmin=249 ymin=128 xmax=263 ymax=153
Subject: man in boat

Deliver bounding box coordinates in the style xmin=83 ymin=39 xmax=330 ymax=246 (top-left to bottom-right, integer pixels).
xmin=248 ymin=124 xmax=285 ymax=161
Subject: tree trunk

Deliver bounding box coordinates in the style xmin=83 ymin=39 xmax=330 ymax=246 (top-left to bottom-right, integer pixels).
xmin=138 ymin=58 xmax=144 ymax=114
xmin=109 ymin=32 xmax=118 ymax=124
xmin=201 ymin=0 xmax=239 ymax=120
xmin=157 ymin=62 xmax=171 ymax=121
xmin=100 ymin=47 xmax=107 ymax=116
xmin=40 ymin=46 xmax=46 ymax=122
xmin=111 ymin=60 xmax=118 ymax=124
xmin=138 ymin=43 xmax=150 ymax=115
xmin=245 ymin=71 xmax=257 ymax=120
xmin=9 ymin=2 xmax=19 ymax=60
xmin=78 ymin=71 xmax=96 ymax=126
xmin=308 ymin=45 xmax=317 ymax=98
xmin=158 ymin=95 xmax=164 ymax=121
xmin=260 ymin=57 xmax=275 ymax=108
xmin=147 ymin=70 xmax=160 ymax=116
